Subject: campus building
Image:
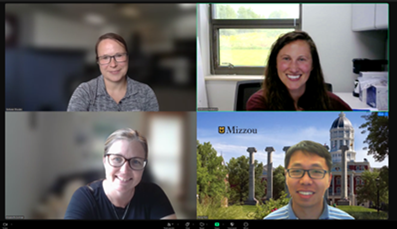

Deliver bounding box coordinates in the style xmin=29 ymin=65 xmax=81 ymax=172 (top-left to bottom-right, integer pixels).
xmin=260 ymin=112 xmax=371 ymax=206
xmin=327 ymin=112 xmax=370 ymax=206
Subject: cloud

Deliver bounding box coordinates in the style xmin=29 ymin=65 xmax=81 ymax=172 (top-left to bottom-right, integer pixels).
xmin=354 ymin=149 xmax=388 ymax=169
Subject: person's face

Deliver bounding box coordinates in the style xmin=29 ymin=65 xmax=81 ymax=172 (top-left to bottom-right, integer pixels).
xmin=103 ymin=139 xmax=145 ymax=193
xmin=285 ymin=150 xmax=332 ymax=215
xmin=97 ymin=39 xmax=128 ymax=83
xmin=276 ymin=40 xmax=313 ymax=95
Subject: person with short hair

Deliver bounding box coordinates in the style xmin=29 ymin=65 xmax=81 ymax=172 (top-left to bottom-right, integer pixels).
xmin=247 ymin=31 xmax=352 ymax=111
xmin=65 ymin=128 xmax=176 ymax=219
xmin=67 ymin=33 xmax=159 ymax=111
xmin=264 ymin=140 xmax=354 ymax=219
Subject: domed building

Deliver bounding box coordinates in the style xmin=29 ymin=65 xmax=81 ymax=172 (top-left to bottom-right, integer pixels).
xmin=328 ymin=112 xmax=370 ymax=207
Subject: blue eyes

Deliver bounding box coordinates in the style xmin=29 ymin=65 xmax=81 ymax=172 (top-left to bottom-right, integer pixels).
xmin=131 ymin=159 xmax=142 ymax=165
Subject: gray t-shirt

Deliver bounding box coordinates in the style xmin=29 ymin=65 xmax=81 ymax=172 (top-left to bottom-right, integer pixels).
xmin=67 ymin=75 xmax=159 ymax=111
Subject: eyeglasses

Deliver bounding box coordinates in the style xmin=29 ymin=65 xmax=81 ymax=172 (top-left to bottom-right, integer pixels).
xmin=286 ymin=168 xmax=328 ymax=179
xmin=97 ymin=53 xmax=128 ymax=65
xmin=105 ymin=154 xmax=146 ymax=170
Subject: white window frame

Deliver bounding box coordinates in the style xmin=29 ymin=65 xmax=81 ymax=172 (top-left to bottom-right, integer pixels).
xmin=209 ymin=4 xmax=302 ymax=75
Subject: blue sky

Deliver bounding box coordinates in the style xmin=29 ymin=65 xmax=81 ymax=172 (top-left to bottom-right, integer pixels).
xmin=197 ymin=111 xmax=388 ymax=169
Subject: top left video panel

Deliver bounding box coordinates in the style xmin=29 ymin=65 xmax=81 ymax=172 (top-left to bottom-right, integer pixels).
xmin=5 ymin=3 xmax=197 ymax=112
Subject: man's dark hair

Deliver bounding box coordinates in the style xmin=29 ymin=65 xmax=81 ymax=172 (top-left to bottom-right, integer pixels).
xmin=285 ymin=140 xmax=332 ymax=171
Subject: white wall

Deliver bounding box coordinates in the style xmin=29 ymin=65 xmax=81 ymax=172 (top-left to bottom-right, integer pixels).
xmin=197 ymin=4 xmax=210 ymax=76
xmin=200 ymin=4 xmax=388 ymax=111
xmin=197 ymin=4 xmax=210 ymax=108
xmin=302 ymin=4 xmax=387 ymax=93
xmin=5 ymin=6 xmax=120 ymax=64
xmin=33 ymin=13 xmax=99 ymax=50
xmin=6 ymin=113 xmax=42 ymax=218
xmin=206 ymin=80 xmax=238 ymax=111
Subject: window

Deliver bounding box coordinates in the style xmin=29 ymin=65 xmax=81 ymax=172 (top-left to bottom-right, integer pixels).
xmin=210 ymin=4 xmax=301 ymax=75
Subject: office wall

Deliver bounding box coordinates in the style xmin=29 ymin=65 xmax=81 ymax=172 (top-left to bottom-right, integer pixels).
xmin=201 ymin=4 xmax=388 ymax=111
xmin=302 ymin=4 xmax=387 ymax=93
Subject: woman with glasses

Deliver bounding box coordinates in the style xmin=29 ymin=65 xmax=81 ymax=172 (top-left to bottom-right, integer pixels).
xmin=67 ymin=33 xmax=159 ymax=111
xmin=65 ymin=128 xmax=176 ymax=219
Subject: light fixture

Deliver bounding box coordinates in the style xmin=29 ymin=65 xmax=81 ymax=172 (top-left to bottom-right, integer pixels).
xmin=84 ymin=13 xmax=105 ymax=25
xmin=178 ymin=4 xmax=195 ymax=10
xmin=120 ymin=5 xmax=139 ymax=18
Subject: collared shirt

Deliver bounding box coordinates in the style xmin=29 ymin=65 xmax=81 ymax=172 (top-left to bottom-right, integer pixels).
xmin=264 ymin=199 xmax=355 ymax=219
xmin=67 ymin=75 xmax=159 ymax=111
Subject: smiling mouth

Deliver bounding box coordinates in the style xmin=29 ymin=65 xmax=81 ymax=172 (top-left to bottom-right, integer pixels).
xmin=287 ymin=74 xmax=301 ymax=80
xmin=116 ymin=176 xmax=132 ymax=182
xmin=297 ymin=191 xmax=314 ymax=195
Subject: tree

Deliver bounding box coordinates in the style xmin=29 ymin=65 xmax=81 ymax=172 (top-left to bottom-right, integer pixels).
xmin=227 ymin=155 xmax=266 ymax=204
xmin=378 ymin=166 xmax=389 ymax=206
xmin=252 ymin=191 xmax=291 ymax=219
xmin=237 ymin=6 xmax=260 ymax=19
xmin=216 ymin=5 xmax=237 ymax=19
xmin=254 ymin=161 xmax=266 ymax=201
xmin=272 ymin=165 xmax=286 ymax=200
xmin=356 ymin=168 xmax=388 ymax=208
xmin=359 ymin=112 xmax=389 ymax=162
xmin=268 ymin=10 xmax=289 ymax=19
xmin=227 ymin=156 xmax=249 ymax=204
xmin=196 ymin=141 xmax=228 ymax=202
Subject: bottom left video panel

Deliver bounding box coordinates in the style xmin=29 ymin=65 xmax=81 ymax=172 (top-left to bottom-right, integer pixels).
xmin=5 ymin=112 xmax=197 ymax=220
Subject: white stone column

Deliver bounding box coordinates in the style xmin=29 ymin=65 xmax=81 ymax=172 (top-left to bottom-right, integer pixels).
xmin=338 ymin=145 xmax=350 ymax=205
xmin=351 ymin=171 xmax=356 ymax=206
xmin=245 ymin=147 xmax=257 ymax=205
xmin=265 ymin=147 xmax=274 ymax=200
xmin=324 ymin=145 xmax=330 ymax=203
xmin=283 ymin=146 xmax=290 ymax=198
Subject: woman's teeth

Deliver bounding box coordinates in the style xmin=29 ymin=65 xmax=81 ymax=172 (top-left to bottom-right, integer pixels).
xmin=117 ymin=177 xmax=131 ymax=182
xmin=287 ymin=74 xmax=301 ymax=79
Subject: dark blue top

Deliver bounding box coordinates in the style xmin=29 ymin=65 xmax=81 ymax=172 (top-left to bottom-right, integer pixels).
xmin=64 ymin=180 xmax=175 ymax=219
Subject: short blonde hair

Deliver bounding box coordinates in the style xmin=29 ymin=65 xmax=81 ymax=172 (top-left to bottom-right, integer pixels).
xmin=104 ymin=128 xmax=148 ymax=159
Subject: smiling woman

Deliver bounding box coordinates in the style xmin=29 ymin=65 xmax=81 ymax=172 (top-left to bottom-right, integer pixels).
xmin=67 ymin=33 xmax=159 ymax=111
xmin=64 ymin=128 xmax=176 ymax=219
xmin=246 ymin=31 xmax=352 ymax=111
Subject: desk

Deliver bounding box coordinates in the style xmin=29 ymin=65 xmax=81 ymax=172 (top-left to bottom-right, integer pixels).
xmin=334 ymin=92 xmax=378 ymax=111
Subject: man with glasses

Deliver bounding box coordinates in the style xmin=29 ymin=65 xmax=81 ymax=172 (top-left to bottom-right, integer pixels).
xmin=264 ymin=140 xmax=354 ymax=219
xmin=67 ymin=33 xmax=159 ymax=111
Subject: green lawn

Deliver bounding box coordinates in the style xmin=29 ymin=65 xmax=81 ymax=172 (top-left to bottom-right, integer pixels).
xmin=197 ymin=203 xmax=252 ymax=219
xmin=198 ymin=201 xmax=389 ymax=220
xmin=337 ymin=205 xmax=388 ymax=220
xmin=220 ymin=49 xmax=269 ymax=66
xmin=241 ymin=205 xmax=257 ymax=214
